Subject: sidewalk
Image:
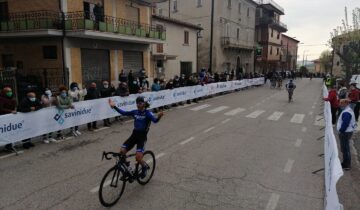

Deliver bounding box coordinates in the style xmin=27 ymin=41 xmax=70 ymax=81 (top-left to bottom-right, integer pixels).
xmin=337 ymin=131 xmax=360 ymax=210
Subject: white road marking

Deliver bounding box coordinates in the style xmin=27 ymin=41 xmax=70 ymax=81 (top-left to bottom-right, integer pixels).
xmin=0 ymin=150 xmax=24 ymax=159
xmin=295 ymin=139 xmax=303 ymax=147
xmin=207 ymin=106 xmax=229 ymax=114
xmin=155 ymin=152 xmax=165 ymax=159
xmin=314 ymin=115 xmax=325 ymax=126
xmin=302 ymin=127 xmax=307 ymax=132
xmin=246 ymin=110 xmax=265 ymax=118
xmin=284 ymin=159 xmax=295 ymax=173
xmin=221 ymin=118 xmax=231 ymax=124
xmin=267 ymin=111 xmax=284 ymax=121
xmin=224 ymin=108 xmax=246 ymax=116
xmin=204 ymin=127 xmax=215 ymax=133
xmin=94 ymin=127 xmax=110 ymax=132
xmin=290 ymin=114 xmax=305 ymax=124
xmin=179 ymin=137 xmax=195 ymax=145
xmin=308 ymin=111 xmax=313 ymax=116
xmin=265 ymin=193 xmax=280 ymax=210
xmin=190 ymin=104 xmax=211 ymax=111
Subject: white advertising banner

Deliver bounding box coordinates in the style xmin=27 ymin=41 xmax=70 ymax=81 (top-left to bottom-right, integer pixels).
xmin=323 ymin=85 xmax=344 ymax=210
xmin=0 ymin=78 xmax=264 ymax=146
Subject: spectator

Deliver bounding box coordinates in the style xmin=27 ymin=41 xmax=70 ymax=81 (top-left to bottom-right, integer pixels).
xmin=338 ymin=82 xmax=347 ymax=100
xmin=337 ymin=99 xmax=356 ymax=170
xmin=140 ymin=76 xmax=150 ymax=92
xmin=129 ymin=78 xmax=141 ymax=94
xmin=323 ymin=85 xmax=339 ymax=125
xmin=128 ymin=70 xmax=134 ymax=84
xmin=214 ymin=72 xmax=220 ymax=82
xmin=115 ymin=82 xmax=130 ymax=97
xmin=151 ymin=78 xmax=161 ymax=92
xmin=179 ymin=74 xmax=187 ymax=87
xmin=69 ymin=82 xmax=87 ymax=136
xmin=100 ymin=80 xmax=115 ymax=126
xmin=41 ymin=88 xmax=57 ymax=143
xmin=348 ymin=82 xmax=359 ymax=111
xmin=18 ymin=89 xmax=42 ymax=149
xmin=119 ymin=69 xmax=127 ymax=83
xmin=173 ymin=76 xmax=181 ymax=88
xmin=166 ymin=79 xmax=174 ymax=90
xmin=55 ymin=86 xmax=74 ymax=139
xmin=85 ymin=82 xmax=100 ymax=131
xmin=0 ymin=86 xmax=17 ymax=152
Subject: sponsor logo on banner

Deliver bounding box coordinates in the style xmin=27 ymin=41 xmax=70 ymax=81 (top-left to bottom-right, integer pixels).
xmin=234 ymin=81 xmax=243 ymax=87
xmin=148 ymin=94 xmax=165 ymax=104
xmin=54 ymin=108 xmax=92 ymax=125
xmin=116 ymin=99 xmax=136 ymax=108
xmin=0 ymin=120 xmax=25 ymax=134
xmin=173 ymin=90 xmax=187 ymax=98
xmin=194 ymin=87 xmax=204 ymax=95
xmin=217 ymin=83 xmax=227 ymax=89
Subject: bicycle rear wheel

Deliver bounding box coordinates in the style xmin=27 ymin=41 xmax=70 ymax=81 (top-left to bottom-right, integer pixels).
xmin=99 ymin=166 xmax=126 ymax=207
xmin=136 ymin=151 xmax=156 ymax=185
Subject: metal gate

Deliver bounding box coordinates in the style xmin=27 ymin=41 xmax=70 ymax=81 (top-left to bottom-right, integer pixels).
xmin=81 ymin=49 xmax=110 ymax=87
xmin=123 ymin=51 xmax=143 ymax=77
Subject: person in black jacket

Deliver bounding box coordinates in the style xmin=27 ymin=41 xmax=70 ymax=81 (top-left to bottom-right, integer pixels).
xmin=18 ymin=90 xmax=42 ymax=149
xmin=100 ymin=80 xmax=115 ymax=126
xmin=85 ymin=82 xmax=100 ymax=131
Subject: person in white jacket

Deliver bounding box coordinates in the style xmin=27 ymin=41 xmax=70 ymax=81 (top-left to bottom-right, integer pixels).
xmin=68 ymin=82 xmax=87 ymax=136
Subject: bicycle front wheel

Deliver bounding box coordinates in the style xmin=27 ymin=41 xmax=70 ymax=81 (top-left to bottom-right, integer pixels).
xmin=136 ymin=151 xmax=156 ymax=185
xmin=99 ymin=166 xmax=126 ymax=207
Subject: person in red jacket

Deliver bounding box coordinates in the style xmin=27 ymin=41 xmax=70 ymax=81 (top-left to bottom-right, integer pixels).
xmin=348 ymin=83 xmax=359 ymax=112
xmin=324 ymin=85 xmax=339 ymax=125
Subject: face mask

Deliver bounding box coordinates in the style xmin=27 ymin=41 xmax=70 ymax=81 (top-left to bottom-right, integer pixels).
xmin=133 ymin=81 xmax=137 ymax=85
xmin=61 ymin=92 xmax=67 ymax=98
xmin=29 ymin=97 xmax=36 ymax=102
xmin=157 ymin=82 xmax=160 ymax=84
xmin=104 ymin=85 xmax=109 ymax=88
xmin=45 ymin=90 xmax=52 ymax=96
xmin=5 ymin=92 xmax=13 ymax=97
xmin=72 ymin=87 xmax=78 ymax=91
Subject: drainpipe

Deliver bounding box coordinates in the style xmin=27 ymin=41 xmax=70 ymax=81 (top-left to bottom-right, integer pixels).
xmin=59 ymin=0 xmax=68 ymax=87
xmin=209 ymin=0 xmax=214 ymax=72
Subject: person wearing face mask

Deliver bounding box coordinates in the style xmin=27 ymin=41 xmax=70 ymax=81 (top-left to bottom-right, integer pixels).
xmin=129 ymin=77 xmax=141 ymax=94
xmin=85 ymin=82 xmax=100 ymax=131
xmin=100 ymin=80 xmax=115 ymax=126
xmin=69 ymin=82 xmax=87 ymax=136
xmin=55 ymin=86 xmax=75 ymax=139
xmin=41 ymin=88 xmax=57 ymax=143
xmin=0 ymin=86 xmax=17 ymax=152
xmin=18 ymin=89 xmax=43 ymax=149
xmin=348 ymin=82 xmax=359 ymax=111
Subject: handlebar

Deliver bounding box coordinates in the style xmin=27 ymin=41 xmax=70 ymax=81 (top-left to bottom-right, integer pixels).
xmin=101 ymin=151 xmax=136 ymax=161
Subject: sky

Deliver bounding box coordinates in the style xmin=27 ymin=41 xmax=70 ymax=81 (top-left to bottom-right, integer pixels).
xmin=275 ymin=0 xmax=360 ymax=61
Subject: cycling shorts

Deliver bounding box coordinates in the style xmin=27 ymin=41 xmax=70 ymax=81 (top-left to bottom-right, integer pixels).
xmin=121 ymin=130 xmax=147 ymax=153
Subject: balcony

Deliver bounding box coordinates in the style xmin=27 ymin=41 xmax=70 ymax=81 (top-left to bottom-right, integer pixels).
xmin=0 ymin=10 xmax=166 ymax=43
xmin=256 ymin=17 xmax=287 ymax=32
xmin=0 ymin=10 xmax=63 ymax=37
xmin=256 ymin=0 xmax=284 ymax=15
xmin=221 ymin=37 xmax=254 ymax=50
xmin=64 ymin=11 xmax=166 ymax=44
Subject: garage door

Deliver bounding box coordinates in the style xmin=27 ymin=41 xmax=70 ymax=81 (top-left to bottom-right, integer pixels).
xmin=81 ymin=49 xmax=110 ymax=87
xmin=123 ymin=51 xmax=143 ymax=77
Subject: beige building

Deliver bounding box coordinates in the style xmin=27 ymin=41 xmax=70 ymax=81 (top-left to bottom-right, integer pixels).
xmin=0 ymin=0 xmax=165 ymax=98
xmin=151 ymin=15 xmax=202 ymax=80
xmin=155 ymin=0 xmax=257 ymax=74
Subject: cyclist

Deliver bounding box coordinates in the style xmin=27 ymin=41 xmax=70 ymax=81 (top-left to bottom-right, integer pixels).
xmin=108 ymin=96 xmax=164 ymax=177
xmin=285 ymin=79 xmax=296 ymax=102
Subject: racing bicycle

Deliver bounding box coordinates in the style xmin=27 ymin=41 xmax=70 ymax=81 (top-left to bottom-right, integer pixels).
xmin=98 ymin=151 xmax=156 ymax=207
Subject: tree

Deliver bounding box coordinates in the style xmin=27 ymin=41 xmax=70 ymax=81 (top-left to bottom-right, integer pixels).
xmin=329 ymin=7 xmax=360 ymax=81
xmin=319 ymin=50 xmax=332 ymax=73
xmin=299 ymin=66 xmax=308 ymax=75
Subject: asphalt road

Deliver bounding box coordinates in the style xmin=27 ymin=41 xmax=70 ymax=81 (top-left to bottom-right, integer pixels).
xmin=0 ymin=78 xmax=330 ymax=210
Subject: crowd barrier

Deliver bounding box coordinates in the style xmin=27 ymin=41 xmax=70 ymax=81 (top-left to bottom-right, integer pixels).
xmin=0 ymin=78 xmax=264 ymax=146
xmin=322 ymin=85 xmax=344 ymax=210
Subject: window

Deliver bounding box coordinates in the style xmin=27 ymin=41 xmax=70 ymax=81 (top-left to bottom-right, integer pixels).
xmin=0 ymin=1 xmax=9 ymax=21
xmin=277 ymin=33 xmax=280 ymax=39
xmin=159 ymin=8 xmax=163 ymax=16
xmin=43 ymin=46 xmax=57 ymax=59
xmin=237 ymin=28 xmax=240 ymax=40
xmin=157 ymin=44 xmax=163 ymax=53
xmin=247 ymin=8 xmax=250 ymax=17
xmin=228 ymin=0 xmax=231 ymax=9
xmin=271 ymin=29 xmax=273 ymax=37
xmin=238 ymin=3 xmax=241 ymax=14
xmin=2 ymin=54 xmax=14 ymax=68
xmin=276 ymin=48 xmax=279 ymax=55
xmin=270 ymin=46 xmax=273 ymax=55
xmin=197 ymin=0 xmax=203 ymax=7
xmin=173 ymin=0 xmax=178 ymax=12
xmin=225 ymin=23 xmax=230 ymax=37
xmin=184 ymin=31 xmax=189 ymax=44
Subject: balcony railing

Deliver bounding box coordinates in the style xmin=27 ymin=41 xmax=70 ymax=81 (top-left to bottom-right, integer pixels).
xmin=256 ymin=17 xmax=287 ymax=31
xmin=221 ymin=37 xmax=254 ymax=50
xmin=0 ymin=10 xmax=166 ymax=41
xmin=0 ymin=10 xmax=62 ymax=31
xmin=256 ymin=0 xmax=284 ymax=14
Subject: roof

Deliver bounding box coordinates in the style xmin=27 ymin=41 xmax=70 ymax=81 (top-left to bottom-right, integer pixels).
xmin=282 ymin=34 xmax=300 ymax=43
xmin=152 ymin=15 xmax=203 ymax=30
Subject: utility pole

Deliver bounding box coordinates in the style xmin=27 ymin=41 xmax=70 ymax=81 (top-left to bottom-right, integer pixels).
xmin=168 ymin=0 xmax=170 ymax=18
xmin=209 ymin=0 xmax=214 ymax=72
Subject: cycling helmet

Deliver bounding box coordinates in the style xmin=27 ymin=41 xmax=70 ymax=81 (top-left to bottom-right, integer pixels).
xmin=136 ymin=96 xmax=145 ymax=104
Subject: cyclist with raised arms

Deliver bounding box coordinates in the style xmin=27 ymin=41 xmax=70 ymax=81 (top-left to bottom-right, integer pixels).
xmin=108 ymin=96 xmax=163 ymax=177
